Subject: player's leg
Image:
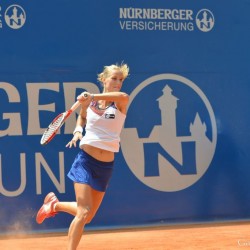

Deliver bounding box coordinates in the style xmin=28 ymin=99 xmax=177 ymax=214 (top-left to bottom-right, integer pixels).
xmin=54 ymin=189 xmax=104 ymax=222
xmin=36 ymin=192 xmax=78 ymax=224
xmin=36 ymin=187 xmax=106 ymax=224
xmin=86 ymin=187 xmax=105 ymax=224
xmin=55 ymin=201 xmax=77 ymax=216
xmin=67 ymin=182 xmax=105 ymax=249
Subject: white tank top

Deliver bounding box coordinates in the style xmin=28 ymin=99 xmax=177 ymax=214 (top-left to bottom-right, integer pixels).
xmin=80 ymin=102 xmax=126 ymax=152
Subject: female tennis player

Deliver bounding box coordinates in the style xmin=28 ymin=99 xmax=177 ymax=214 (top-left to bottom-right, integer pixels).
xmin=36 ymin=63 xmax=129 ymax=250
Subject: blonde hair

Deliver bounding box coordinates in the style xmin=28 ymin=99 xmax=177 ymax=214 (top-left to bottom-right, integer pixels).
xmin=97 ymin=63 xmax=129 ymax=83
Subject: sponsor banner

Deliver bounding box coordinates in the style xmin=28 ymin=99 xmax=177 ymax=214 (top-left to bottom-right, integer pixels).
xmin=119 ymin=7 xmax=215 ymax=32
xmin=0 ymin=1 xmax=250 ymax=233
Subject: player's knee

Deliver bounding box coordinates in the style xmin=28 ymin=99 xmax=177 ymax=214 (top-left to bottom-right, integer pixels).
xmin=76 ymin=206 xmax=91 ymax=224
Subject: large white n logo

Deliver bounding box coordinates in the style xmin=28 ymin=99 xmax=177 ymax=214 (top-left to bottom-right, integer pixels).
xmin=121 ymin=74 xmax=217 ymax=192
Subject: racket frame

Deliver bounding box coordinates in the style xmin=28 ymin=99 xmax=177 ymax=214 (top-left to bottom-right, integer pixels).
xmin=40 ymin=100 xmax=81 ymax=145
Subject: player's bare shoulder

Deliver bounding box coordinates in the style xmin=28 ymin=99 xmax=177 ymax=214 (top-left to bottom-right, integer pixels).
xmin=115 ymin=92 xmax=129 ymax=114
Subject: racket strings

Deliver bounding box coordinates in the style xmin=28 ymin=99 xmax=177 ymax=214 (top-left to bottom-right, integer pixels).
xmin=41 ymin=113 xmax=65 ymax=144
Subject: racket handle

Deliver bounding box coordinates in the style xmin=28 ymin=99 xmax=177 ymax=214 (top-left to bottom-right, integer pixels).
xmin=70 ymin=101 xmax=81 ymax=111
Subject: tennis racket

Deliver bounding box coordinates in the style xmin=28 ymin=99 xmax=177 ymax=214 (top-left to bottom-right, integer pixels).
xmin=40 ymin=94 xmax=87 ymax=145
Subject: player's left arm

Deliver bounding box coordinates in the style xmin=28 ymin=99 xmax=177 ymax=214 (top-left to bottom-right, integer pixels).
xmin=78 ymin=91 xmax=129 ymax=114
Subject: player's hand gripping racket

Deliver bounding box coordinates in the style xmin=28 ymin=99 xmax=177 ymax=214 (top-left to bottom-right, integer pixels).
xmin=40 ymin=93 xmax=88 ymax=145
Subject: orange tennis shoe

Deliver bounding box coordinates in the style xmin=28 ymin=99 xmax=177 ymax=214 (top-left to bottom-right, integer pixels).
xmin=36 ymin=192 xmax=59 ymax=224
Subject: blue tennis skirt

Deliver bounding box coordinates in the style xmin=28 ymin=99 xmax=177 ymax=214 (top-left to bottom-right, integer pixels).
xmin=67 ymin=150 xmax=114 ymax=192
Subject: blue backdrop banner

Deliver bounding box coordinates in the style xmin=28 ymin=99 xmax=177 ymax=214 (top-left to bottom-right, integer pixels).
xmin=0 ymin=0 xmax=250 ymax=234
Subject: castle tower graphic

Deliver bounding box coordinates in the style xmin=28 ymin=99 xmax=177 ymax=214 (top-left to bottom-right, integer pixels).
xmin=150 ymin=85 xmax=182 ymax=163
xmin=189 ymin=113 xmax=213 ymax=169
xmin=158 ymin=85 xmax=178 ymax=136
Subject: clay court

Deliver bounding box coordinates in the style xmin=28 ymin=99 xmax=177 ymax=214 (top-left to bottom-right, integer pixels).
xmin=0 ymin=221 xmax=250 ymax=249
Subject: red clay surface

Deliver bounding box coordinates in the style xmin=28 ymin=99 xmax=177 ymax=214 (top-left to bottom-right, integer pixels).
xmin=0 ymin=221 xmax=250 ymax=249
